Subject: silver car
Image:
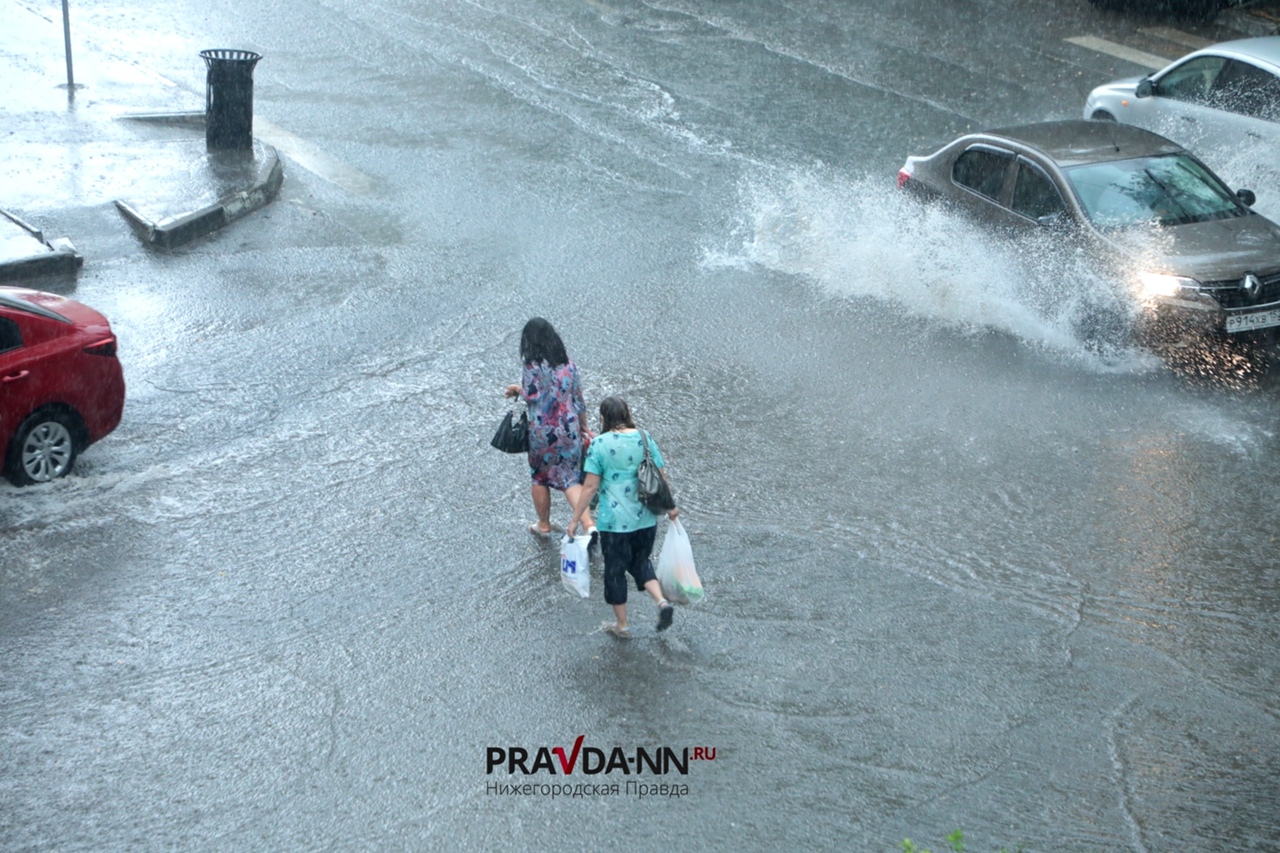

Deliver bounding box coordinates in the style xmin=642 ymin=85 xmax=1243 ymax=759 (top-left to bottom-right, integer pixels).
xmin=1083 ymin=37 xmax=1280 ymax=191
xmin=897 ymin=120 xmax=1280 ymax=346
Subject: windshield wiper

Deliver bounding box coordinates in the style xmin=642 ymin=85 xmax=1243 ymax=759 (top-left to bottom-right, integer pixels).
xmin=1143 ymin=165 xmax=1238 ymax=224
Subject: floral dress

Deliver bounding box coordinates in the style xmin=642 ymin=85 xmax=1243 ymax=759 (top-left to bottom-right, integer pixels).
xmin=520 ymin=359 xmax=586 ymax=490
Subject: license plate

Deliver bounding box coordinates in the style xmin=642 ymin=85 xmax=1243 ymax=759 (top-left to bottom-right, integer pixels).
xmin=1226 ymin=307 xmax=1280 ymax=333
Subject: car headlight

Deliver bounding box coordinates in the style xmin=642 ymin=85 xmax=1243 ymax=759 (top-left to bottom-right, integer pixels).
xmin=1137 ymin=271 xmax=1201 ymax=299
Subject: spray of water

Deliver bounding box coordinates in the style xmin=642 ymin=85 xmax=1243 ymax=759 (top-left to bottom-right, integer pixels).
xmin=706 ymin=166 xmax=1161 ymax=371
xmin=1141 ymin=115 xmax=1280 ymax=222
xmin=1207 ymin=153 xmax=1280 ymax=222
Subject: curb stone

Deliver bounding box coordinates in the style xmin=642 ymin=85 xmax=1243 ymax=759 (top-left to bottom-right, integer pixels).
xmin=113 ymin=111 xmax=284 ymax=250
xmin=0 ymin=209 xmax=84 ymax=282
xmin=114 ymin=144 xmax=284 ymax=250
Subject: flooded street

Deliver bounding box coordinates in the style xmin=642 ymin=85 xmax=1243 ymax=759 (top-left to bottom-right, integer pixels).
xmin=2 ymin=0 xmax=1278 ymax=849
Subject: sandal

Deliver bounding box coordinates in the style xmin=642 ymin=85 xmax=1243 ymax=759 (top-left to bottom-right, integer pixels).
xmin=605 ymin=623 xmax=632 ymax=639
xmin=528 ymin=523 xmax=553 ymax=537
xmin=656 ymin=600 xmax=674 ymax=632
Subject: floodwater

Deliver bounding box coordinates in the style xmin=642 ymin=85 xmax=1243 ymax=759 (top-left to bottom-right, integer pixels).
xmin=2 ymin=0 xmax=1278 ymax=850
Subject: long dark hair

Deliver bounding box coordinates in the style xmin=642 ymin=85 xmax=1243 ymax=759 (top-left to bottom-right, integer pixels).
xmin=519 ymin=317 xmax=569 ymax=367
xmin=599 ymin=396 xmax=635 ymax=433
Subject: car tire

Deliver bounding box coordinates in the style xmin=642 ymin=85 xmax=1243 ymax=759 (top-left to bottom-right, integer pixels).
xmin=1076 ymin=304 xmax=1136 ymax=353
xmin=5 ymin=408 xmax=82 ymax=486
xmin=1090 ymin=110 xmax=1117 ymax=122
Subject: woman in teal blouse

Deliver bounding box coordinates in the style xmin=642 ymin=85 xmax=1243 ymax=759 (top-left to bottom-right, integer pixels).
xmin=569 ymin=396 xmax=679 ymax=638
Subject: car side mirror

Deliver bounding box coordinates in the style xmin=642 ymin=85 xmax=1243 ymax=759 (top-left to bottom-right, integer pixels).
xmin=1237 ymin=188 xmax=1256 ymax=207
xmin=1135 ymin=78 xmax=1154 ymax=98
xmin=1037 ymin=211 xmax=1068 ymax=229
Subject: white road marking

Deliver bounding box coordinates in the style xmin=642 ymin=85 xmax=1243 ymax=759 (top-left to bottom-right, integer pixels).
xmin=1065 ymin=36 xmax=1171 ymax=70
xmin=1139 ymin=26 xmax=1213 ymax=51
xmin=254 ymin=117 xmax=379 ymax=196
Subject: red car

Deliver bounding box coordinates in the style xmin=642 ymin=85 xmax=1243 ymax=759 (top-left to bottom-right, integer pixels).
xmin=0 ymin=287 xmax=125 ymax=485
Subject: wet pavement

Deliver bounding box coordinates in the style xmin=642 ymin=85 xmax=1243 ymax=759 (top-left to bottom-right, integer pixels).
xmin=4 ymin=1 xmax=1280 ymax=851
xmin=1 ymin=0 xmax=1274 ymax=280
xmin=0 ymin=3 xmax=280 ymax=278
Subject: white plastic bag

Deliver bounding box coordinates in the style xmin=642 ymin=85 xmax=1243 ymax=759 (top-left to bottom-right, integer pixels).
xmin=560 ymin=534 xmax=591 ymax=598
xmin=655 ymin=519 xmax=703 ymax=605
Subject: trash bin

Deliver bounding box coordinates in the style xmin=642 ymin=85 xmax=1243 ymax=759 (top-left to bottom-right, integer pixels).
xmin=200 ymin=49 xmax=262 ymax=151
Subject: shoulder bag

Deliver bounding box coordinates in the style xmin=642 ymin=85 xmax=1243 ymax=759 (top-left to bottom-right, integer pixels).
xmin=636 ymin=429 xmax=676 ymax=512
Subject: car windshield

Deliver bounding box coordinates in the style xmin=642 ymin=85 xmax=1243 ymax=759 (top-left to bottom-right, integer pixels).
xmin=1064 ymin=153 xmax=1244 ymax=229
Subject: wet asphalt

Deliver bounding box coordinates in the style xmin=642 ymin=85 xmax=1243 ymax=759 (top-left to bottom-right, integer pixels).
xmin=2 ymin=1 xmax=1279 ymax=851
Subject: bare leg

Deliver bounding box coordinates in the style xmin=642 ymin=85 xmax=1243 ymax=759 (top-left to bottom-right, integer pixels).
xmin=531 ymin=484 xmax=552 ymax=532
xmin=646 ymin=578 xmax=673 ymax=631
xmin=564 ymin=484 xmax=592 ymax=530
xmin=612 ymin=602 xmax=628 ymax=631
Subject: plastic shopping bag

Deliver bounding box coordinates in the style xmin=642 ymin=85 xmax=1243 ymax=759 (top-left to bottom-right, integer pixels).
xmin=655 ymin=519 xmax=703 ymax=605
xmin=560 ymin=534 xmax=591 ymax=599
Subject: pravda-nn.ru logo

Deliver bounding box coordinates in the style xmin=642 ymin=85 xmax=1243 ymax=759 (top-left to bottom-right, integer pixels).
xmin=486 ymin=735 xmax=717 ymax=776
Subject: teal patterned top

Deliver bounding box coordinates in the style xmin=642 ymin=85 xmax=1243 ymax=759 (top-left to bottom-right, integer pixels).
xmin=583 ymin=429 xmax=665 ymax=533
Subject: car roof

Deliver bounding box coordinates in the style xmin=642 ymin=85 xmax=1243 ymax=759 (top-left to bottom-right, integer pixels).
xmin=0 ymin=288 xmax=74 ymax=324
xmin=967 ymin=119 xmax=1185 ymax=167
xmin=1185 ymin=35 xmax=1280 ymax=71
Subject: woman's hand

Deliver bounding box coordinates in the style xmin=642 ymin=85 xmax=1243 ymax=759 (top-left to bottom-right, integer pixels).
xmin=504 ymin=383 xmax=520 ymax=398
xmin=667 ymin=507 xmax=679 ymax=521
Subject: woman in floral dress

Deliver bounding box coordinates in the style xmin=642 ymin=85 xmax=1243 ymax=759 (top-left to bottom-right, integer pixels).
xmin=504 ymin=317 xmax=593 ymax=535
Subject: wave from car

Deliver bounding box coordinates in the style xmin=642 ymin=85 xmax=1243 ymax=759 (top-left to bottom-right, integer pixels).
xmin=897 ymin=120 xmax=1280 ymax=350
xmin=0 ymin=287 xmax=125 ymax=485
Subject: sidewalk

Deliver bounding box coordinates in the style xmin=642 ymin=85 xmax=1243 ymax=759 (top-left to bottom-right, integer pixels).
xmin=0 ymin=0 xmax=281 ymax=281
xmin=0 ymin=2 xmax=1273 ymax=284
xmin=1221 ymin=0 xmax=1280 ymax=35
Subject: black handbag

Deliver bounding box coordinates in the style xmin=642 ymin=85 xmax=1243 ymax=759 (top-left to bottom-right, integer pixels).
xmin=491 ymin=409 xmax=529 ymax=453
xmin=636 ymin=429 xmax=676 ymax=512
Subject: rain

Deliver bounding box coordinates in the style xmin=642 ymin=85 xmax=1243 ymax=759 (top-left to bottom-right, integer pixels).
xmin=2 ymin=0 xmax=1279 ymax=850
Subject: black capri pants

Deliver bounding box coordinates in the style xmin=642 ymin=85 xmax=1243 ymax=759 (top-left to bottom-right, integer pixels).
xmin=599 ymin=526 xmax=658 ymax=605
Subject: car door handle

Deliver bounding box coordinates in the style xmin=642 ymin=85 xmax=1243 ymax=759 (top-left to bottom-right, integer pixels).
xmin=1247 ymin=131 xmax=1262 ymax=140
xmin=1180 ymin=116 xmax=1197 ymax=124
xmin=1 ymin=370 xmax=29 ymax=382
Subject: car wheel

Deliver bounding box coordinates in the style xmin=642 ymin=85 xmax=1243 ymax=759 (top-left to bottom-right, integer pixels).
xmin=5 ymin=409 xmax=81 ymax=486
xmin=1090 ymin=110 xmax=1117 ymax=122
xmin=1076 ymin=304 xmax=1136 ymax=352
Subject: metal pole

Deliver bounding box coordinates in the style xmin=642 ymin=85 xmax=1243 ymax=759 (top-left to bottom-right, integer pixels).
xmin=61 ymin=0 xmax=75 ymax=91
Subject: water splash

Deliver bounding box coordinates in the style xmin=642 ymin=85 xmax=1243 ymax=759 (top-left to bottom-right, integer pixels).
xmin=1207 ymin=152 xmax=1280 ymax=222
xmin=706 ymin=167 xmax=1159 ymax=371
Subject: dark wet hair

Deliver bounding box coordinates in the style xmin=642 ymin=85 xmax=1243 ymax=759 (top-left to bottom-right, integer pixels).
xmin=599 ymin=396 xmax=635 ymax=433
xmin=520 ymin=317 xmax=569 ymax=367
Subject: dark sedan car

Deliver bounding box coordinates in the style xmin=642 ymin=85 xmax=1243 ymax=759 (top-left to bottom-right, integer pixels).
xmin=0 ymin=287 xmax=125 ymax=485
xmin=897 ymin=120 xmax=1280 ymax=347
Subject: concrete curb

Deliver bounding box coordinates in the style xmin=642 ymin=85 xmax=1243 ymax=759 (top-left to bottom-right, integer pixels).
xmin=0 ymin=209 xmax=84 ymax=282
xmin=114 ymin=140 xmax=284 ymax=251
xmin=118 ymin=110 xmax=208 ymax=129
